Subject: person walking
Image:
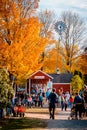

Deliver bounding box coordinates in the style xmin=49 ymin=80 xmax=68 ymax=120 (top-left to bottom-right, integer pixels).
xmin=64 ymin=97 xmax=68 ymax=111
xmin=64 ymin=91 xmax=70 ymax=111
xmin=38 ymin=93 xmax=43 ymax=107
xmin=48 ymin=88 xmax=58 ymax=119
xmin=61 ymin=94 xmax=65 ymax=111
xmin=74 ymin=92 xmax=83 ymax=119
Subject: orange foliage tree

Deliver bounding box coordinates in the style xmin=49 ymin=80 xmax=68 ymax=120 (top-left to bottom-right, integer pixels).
xmin=42 ymin=40 xmax=82 ymax=74
xmin=42 ymin=40 xmax=63 ymax=73
xmin=0 ymin=0 xmax=50 ymax=83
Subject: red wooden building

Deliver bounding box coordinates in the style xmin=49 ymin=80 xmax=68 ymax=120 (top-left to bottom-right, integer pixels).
xmin=26 ymin=70 xmax=72 ymax=95
xmin=27 ymin=70 xmax=53 ymax=95
xmin=53 ymin=83 xmax=71 ymax=94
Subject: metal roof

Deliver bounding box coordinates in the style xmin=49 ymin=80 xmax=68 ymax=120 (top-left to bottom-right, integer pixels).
xmin=49 ymin=73 xmax=72 ymax=83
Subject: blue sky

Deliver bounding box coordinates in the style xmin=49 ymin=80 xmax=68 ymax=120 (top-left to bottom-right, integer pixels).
xmin=38 ymin=0 xmax=87 ymax=21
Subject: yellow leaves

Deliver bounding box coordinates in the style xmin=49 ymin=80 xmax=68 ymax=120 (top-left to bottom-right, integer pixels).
xmin=0 ymin=0 xmax=49 ymax=83
xmin=78 ymin=53 xmax=87 ymax=74
xmin=42 ymin=46 xmax=63 ymax=73
xmin=0 ymin=17 xmax=49 ymax=83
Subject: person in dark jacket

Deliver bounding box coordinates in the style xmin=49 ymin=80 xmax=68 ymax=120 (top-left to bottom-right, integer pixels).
xmin=74 ymin=92 xmax=83 ymax=119
xmin=48 ymin=88 xmax=58 ymax=119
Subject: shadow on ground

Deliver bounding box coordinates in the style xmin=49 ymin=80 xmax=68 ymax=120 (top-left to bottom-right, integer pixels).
xmin=47 ymin=119 xmax=87 ymax=130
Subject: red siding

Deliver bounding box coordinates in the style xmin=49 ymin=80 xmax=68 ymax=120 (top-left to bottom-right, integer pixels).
xmin=53 ymin=83 xmax=70 ymax=94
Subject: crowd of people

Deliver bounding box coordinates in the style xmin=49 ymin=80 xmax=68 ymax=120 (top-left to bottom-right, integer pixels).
xmin=47 ymin=87 xmax=87 ymax=120
xmin=0 ymin=87 xmax=87 ymax=120
xmin=10 ymin=87 xmax=87 ymax=120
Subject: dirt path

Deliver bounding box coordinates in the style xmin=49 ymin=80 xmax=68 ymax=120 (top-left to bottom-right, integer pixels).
xmin=25 ymin=108 xmax=70 ymax=120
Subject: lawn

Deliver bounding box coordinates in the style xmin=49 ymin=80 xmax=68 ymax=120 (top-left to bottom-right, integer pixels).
xmin=0 ymin=107 xmax=58 ymax=130
xmin=0 ymin=117 xmax=47 ymax=130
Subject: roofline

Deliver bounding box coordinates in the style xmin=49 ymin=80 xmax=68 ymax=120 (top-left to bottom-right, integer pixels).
xmin=29 ymin=70 xmax=53 ymax=79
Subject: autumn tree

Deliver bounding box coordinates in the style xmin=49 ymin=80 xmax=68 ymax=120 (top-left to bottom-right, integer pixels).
xmin=79 ymin=47 xmax=87 ymax=84
xmin=79 ymin=48 xmax=87 ymax=74
xmin=41 ymin=40 xmax=63 ymax=73
xmin=59 ymin=11 xmax=87 ymax=73
xmin=0 ymin=0 xmax=50 ymax=83
xmin=0 ymin=0 xmax=40 ymax=45
xmin=0 ymin=24 xmax=48 ymax=82
xmin=38 ymin=10 xmax=87 ymax=74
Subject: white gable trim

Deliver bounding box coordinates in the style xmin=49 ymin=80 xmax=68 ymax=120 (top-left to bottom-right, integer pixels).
xmin=28 ymin=70 xmax=53 ymax=79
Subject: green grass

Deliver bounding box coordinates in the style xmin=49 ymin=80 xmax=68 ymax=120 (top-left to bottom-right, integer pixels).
xmin=0 ymin=117 xmax=47 ymax=130
xmin=0 ymin=108 xmax=58 ymax=130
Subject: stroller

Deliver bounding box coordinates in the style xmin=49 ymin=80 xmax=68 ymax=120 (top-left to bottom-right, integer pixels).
xmin=68 ymin=106 xmax=76 ymax=120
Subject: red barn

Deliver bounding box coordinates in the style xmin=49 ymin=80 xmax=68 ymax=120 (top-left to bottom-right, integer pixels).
xmin=26 ymin=70 xmax=72 ymax=95
xmin=27 ymin=70 xmax=53 ymax=95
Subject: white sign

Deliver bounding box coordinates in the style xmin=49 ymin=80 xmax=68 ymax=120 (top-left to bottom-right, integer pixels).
xmin=47 ymin=81 xmax=52 ymax=89
xmin=34 ymin=76 xmax=45 ymax=79
xmin=18 ymin=87 xmax=25 ymax=91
